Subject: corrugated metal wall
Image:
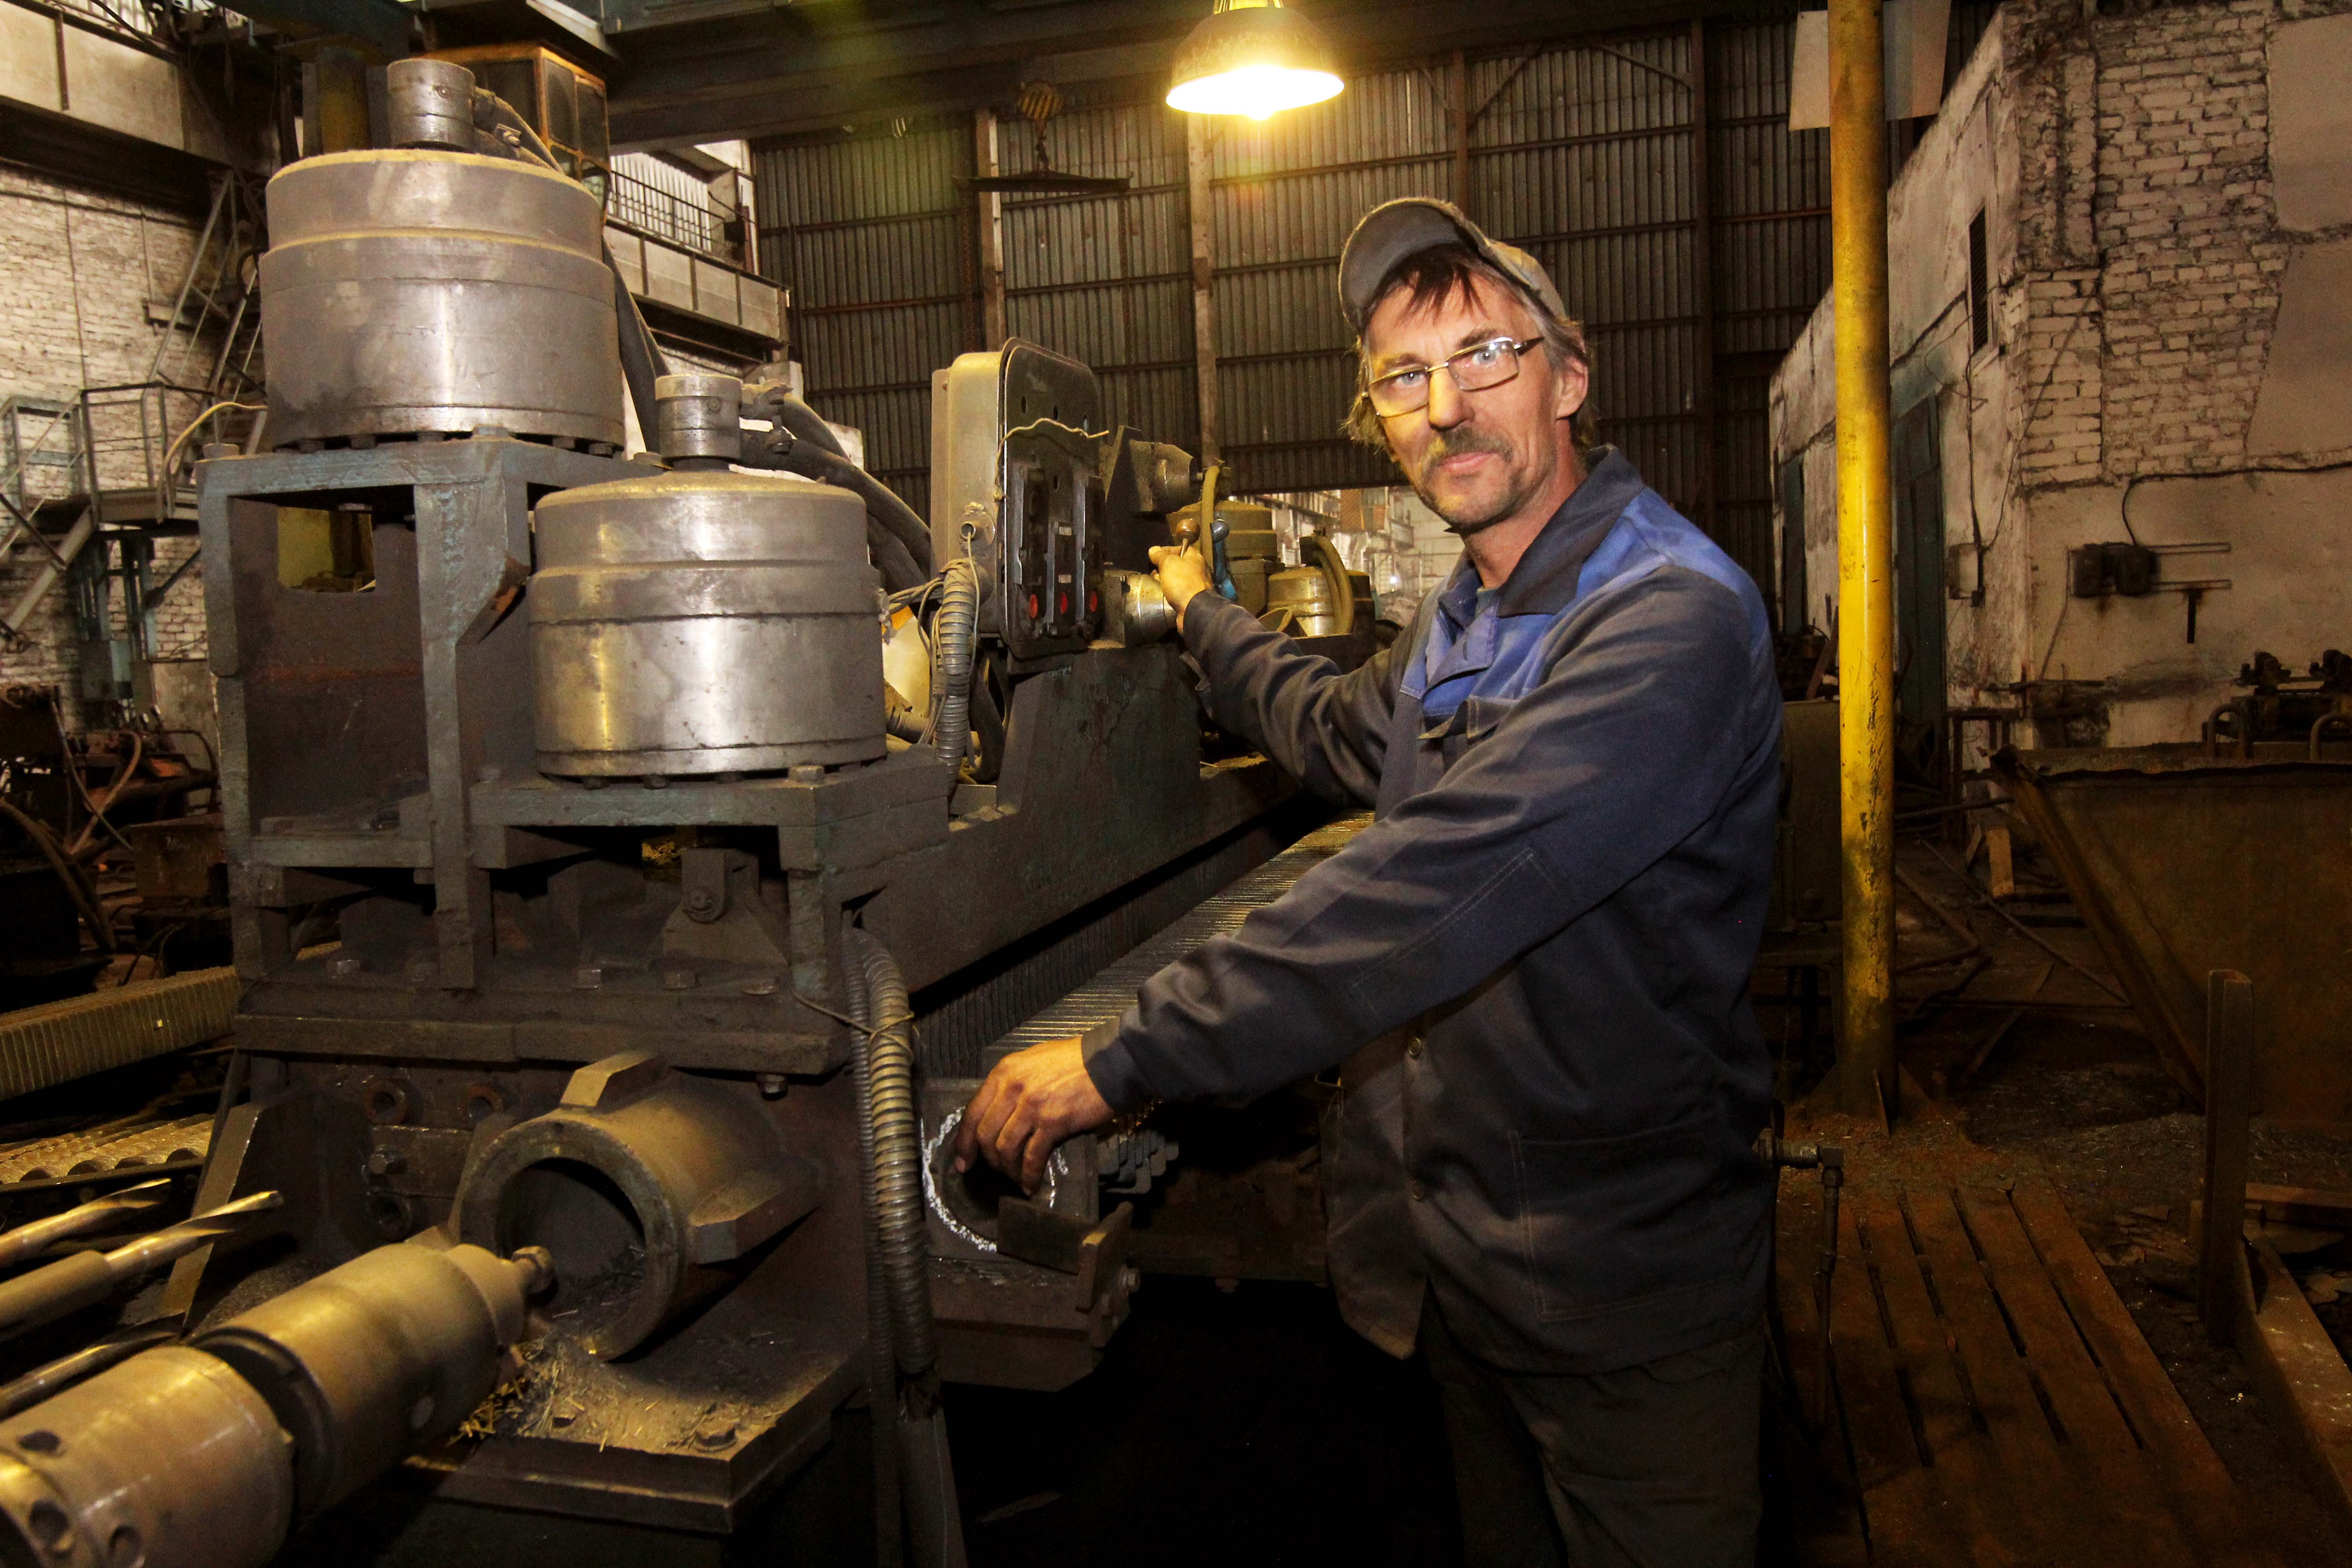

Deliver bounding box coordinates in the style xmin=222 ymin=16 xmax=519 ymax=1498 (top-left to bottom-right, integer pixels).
xmin=756 ymin=120 xmax=975 ymax=515
xmin=753 ymin=18 xmax=1851 ymax=588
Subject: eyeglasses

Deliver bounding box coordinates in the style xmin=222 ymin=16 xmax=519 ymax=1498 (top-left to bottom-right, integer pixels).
xmin=1365 ymin=337 xmax=1540 ymax=418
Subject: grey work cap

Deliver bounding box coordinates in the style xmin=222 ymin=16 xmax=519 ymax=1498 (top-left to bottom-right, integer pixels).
xmin=1337 ymin=197 xmax=1569 ymax=336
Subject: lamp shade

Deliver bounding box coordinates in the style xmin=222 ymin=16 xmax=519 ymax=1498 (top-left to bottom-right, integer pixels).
xmin=1166 ymin=1 xmax=1343 ymax=119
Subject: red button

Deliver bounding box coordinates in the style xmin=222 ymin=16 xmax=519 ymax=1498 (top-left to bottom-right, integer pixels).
xmin=1087 ymin=589 xmax=1099 ymax=615
xmin=1026 ymin=592 xmax=1040 ymax=620
xmin=1057 ymin=591 xmax=1070 ymax=617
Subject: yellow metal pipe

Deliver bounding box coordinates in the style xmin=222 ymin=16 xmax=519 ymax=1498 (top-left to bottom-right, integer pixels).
xmin=1829 ymin=0 xmax=1897 ymax=1117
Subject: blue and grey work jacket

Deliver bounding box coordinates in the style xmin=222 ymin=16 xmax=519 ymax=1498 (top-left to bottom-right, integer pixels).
xmin=1082 ymin=449 xmax=1784 ymax=1376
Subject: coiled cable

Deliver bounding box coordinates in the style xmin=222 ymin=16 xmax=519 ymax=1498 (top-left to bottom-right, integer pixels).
xmin=848 ymin=928 xmax=936 ymax=1378
xmin=929 ymin=559 xmax=980 ymax=781
xmin=843 ymin=948 xmax=906 ymax=1566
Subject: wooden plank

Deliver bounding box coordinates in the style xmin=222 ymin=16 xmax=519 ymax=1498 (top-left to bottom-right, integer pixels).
xmin=1825 ymin=1200 xmax=1927 ymax=1497
xmin=1902 ymin=1187 xmax=2065 ymax=1465
xmin=2011 ymin=1180 xmax=2283 ymax=1568
xmin=2248 ymin=1181 xmax=2352 ymax=1228
xmin=1955 ymin=1187 xmax=2140 ymax=1455
xmin=1824 ymin=1196 xmax=1984 ymax=1567
xmin=1956 ymin=1188 xmax=2198 ymax=1568
xmin=1848 ymin=1188 xmax=2016 ymax=1566
xmin=1904 ymin=1185 xmax=2141 ymax=1565
xmin=2236 ymin=1233 xmax=2352 ymax=1542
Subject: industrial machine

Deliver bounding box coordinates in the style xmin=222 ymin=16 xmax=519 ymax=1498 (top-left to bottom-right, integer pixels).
xmin=0 ymin=55 xmax=1352 ymax=1567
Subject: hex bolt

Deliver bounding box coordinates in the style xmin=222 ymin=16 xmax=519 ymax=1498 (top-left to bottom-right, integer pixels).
xmin=740 ymin=977 xmax=779 ymax=997
xmin=329 ymin=954 xmax=364 ymax=978
xmin=692 ymin=1418 xmax=737 ymax=1450
xmin=758 ymin=1073 xmax=787 ymax=1098
xmin=788 ymin=764 xmax=824 ymax=784
xmin=367 ymin=1148 xmax=407 ymax=1178
xmin=683 ymin=890 xmax=717 ymax=916
xmin=573 ymin=965 xmax=604 ymax=990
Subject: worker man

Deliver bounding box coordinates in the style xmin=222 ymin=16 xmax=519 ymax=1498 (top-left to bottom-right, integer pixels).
xmin=956 ymin=198 xmax=1781 ymax=1567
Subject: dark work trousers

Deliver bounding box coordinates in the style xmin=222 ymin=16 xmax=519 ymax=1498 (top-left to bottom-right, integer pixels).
xmin=1418 ymin=1289 xmax=1764 ymax=1568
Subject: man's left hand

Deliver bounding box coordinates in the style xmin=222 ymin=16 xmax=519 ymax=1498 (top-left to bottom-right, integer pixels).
xmin=953 ymin=1037 xmax=1114 ymax=1191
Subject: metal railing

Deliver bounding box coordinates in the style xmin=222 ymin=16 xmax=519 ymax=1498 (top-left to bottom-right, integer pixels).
xmin=607 ymin=162 xmax=739 ymax=265
xmin=47 ymin=0 xmax=197 ymax=47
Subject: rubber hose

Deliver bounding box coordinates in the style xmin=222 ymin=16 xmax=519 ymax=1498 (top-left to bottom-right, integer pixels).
xmin=749 ymin=438 xmax=934 ymax=578
xmin=844 ymin=956 xmax=907 ymax=1568
xmin=760 ymin=389 xmax=851 ymax=462
xmin=470 ymin=89 xmax=561 ymax=171
xmin=867 ymin=520 xmax=926 ymax=597
xmin=931 ymin=559 xmax=979 ymax=781
xmin=737 ymin=440 xmax=930 ymax=590
xmin=968 ymin=671 xmax=1005 ymax=785
xmin=461 ymin=89 xmax=667 ymax=443
xmin=0 ymin=800 xmax=114 ymax=952
xmin=847 ymin=929 xmax=936 ymax=1378
xmin=607 ymin=252 xmax=670 ymax=444
xmin=885 ymin=708 xmax=927 ymax=745
xmin=1303 ymin=531 xmax=1357 ymax=637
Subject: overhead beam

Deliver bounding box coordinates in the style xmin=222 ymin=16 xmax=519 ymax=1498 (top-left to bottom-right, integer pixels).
xmin=607 ymin=0 xmax=1752 ymax=148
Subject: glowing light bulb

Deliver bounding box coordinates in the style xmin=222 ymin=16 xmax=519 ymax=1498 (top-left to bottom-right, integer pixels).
xmin=1166 ymin=1 xmax=1344 ymax=119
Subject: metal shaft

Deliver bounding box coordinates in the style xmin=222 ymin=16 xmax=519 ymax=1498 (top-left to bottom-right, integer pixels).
xmin=0 ymin=1179 xmax=172 ymax=1272
xmin=1829 ymin=0 xmax=1897 ymax=1118
xmin=0 ymin=1191 xmax=280 ymax=1344
xmin=0 ymin=1324 xmax=176 ymax=1420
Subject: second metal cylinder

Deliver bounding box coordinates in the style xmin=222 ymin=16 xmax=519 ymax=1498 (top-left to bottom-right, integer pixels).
xmin=386 ymin=57 xmax=476 ymax=151
xmin=529 ymin=465 xmax=887 ymax=777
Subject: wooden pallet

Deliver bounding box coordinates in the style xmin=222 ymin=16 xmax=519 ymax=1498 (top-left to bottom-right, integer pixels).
xmin=1779 ymin=1178 xmax=2278 ymax=1567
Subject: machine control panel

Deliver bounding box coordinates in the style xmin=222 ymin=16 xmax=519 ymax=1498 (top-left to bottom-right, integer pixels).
xmin=930 ymin=339 xmax=1108 ymax=658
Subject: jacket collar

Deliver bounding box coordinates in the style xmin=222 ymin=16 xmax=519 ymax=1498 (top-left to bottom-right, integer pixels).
xmin=1430 ymin=446 xmax=1647 ymax=625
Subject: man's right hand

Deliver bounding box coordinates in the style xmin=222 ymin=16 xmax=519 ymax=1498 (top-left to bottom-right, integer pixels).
xmin=1147 ymin=539 xmax=1215 ymax=624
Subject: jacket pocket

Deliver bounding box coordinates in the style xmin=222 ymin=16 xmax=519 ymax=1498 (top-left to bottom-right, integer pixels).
xmin=1507 ymin=1113 xmax=1738 ymax=1324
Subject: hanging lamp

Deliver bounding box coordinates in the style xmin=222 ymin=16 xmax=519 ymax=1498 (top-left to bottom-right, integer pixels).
xmin=1166 ymin=0 xmax=1343 ymax=120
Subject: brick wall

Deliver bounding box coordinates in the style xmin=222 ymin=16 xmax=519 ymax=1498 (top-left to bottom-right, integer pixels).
xmin=2092 ymin=0 xmax=2292 ymax=478
xmin=0 ymin=163 xmax=206 ymax=709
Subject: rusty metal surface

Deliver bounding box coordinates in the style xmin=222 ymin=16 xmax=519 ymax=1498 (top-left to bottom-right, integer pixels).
xmin=0 ymin=968 xmax=239 ymax=1103
xmin=1996 ymin=746 xmax=2352 ymax=1123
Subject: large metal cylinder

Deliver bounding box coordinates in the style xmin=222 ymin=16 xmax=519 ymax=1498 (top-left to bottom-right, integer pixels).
xmin=529 ymin=468 xmax=887 ymax=777
xmin=193 ymin=1239 xmax=547 ymax=1520
xmin=0 ymin=1346 xmax=292 ymax=1568
xmin=454 ymin=1053 xmax=824 ymax=1360
xmin=259 ymin=150 xmax=624 ymax=447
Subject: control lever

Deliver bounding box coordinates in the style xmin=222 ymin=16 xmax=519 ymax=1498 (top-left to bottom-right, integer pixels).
xmin=1758 ymin=1129 xmax=1862 ymax=1552
xmin=994 ymin=1198 xmax=1140 ymax=1350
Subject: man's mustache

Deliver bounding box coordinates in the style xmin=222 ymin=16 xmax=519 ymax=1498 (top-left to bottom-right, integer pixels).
xmin=1423 ymin=429 xmax=1512 ymax=466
